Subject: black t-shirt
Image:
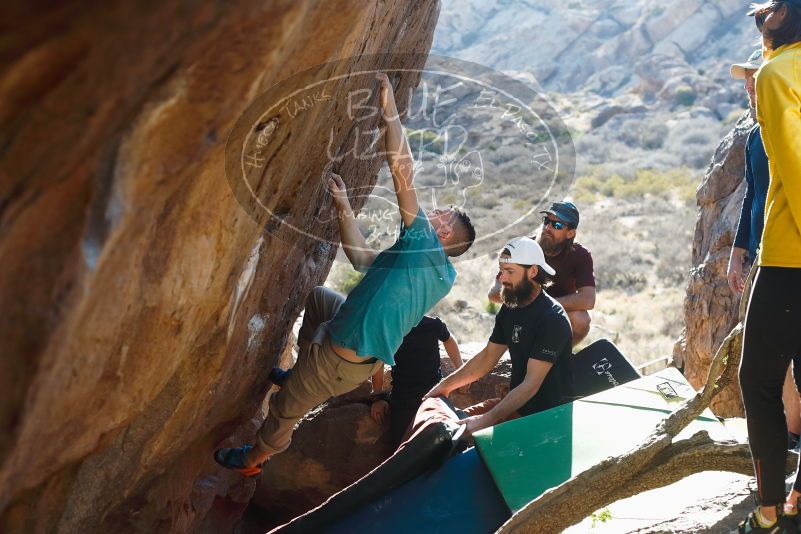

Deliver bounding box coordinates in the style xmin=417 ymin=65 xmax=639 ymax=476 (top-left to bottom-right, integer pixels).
xmin=391 ymin=316 xmax=451 ymax=395
xmin=489 ymin=291 xmax=573 ymax=416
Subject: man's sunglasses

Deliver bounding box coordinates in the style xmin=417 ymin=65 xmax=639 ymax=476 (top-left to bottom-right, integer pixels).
xmin=542 ymin=216 xmax=568 ymax=230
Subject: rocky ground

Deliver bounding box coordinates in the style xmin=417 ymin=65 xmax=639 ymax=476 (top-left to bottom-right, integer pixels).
xmin=567 ymin=471 xmax=755 ymax=533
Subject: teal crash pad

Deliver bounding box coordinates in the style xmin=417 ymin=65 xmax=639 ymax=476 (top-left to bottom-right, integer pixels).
xmin=473 ymin=367 xmax=729 ymax=513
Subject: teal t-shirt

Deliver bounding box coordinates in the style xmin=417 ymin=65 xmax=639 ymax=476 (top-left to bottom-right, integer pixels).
xmin=327 ymin=209 xmax=456 ymax=365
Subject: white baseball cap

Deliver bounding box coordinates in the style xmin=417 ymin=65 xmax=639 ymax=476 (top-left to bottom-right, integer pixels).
xmin=730 ymin=49 xmax=764 ymax=79
xmin=498 ymin=237 xmax=556 ymax=275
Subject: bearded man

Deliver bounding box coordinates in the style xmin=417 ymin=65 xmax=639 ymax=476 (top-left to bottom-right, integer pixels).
xmin=425 ymin=237 xmax=574 ymax=434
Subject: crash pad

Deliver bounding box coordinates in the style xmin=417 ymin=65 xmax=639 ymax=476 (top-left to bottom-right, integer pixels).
xmin=326 ymin=447 xmax=510 ymax=534
xmin=473 ymin=367 xmax=729 ymax=512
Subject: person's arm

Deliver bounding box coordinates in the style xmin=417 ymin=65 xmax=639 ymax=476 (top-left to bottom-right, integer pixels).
xmin=756 ymin=63 xmax=801 ymax=234
xmin=487 ymin=272 xmax=502 ymax=304
xmin=458 ymin=359 xmax=553 ymax=434
xmin=459 ymin=313 xmax=571 ymax=434
xmin=423 ymin=342 xmax=506 ymax=399
xmin=555 ymin=286 xmax=595 ymax=312
xmin=443 ymin=335 xmax=471 ymax=394
xmin=729 ymin=145 xmax=755 ymax=294
xmin=375 ymin=72 xmax=419 ymax=228
xmin=328 ymin=172 xmax=378 ymax=271
xmin=727 ymin=247 xmax=748 ymax=295
xmin=733 ymin=141 xmax=756 ymax=253
xmin=442 ymin=335 xmax=463 ymax=370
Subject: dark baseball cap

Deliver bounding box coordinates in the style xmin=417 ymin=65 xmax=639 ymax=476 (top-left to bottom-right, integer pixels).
xmin=540 ymin=201 xmax=580 ymax=228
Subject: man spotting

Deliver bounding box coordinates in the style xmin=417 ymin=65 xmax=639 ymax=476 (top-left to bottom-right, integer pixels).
xmin=214 ymin=73 xmax=476 ymax=476
xmin=425 ymin=237 xmax=573 ymax=435
xmin=488 ymin=201 xmax=595 ymax=346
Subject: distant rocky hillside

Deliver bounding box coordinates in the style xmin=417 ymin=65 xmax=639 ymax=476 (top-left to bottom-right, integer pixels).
xmin=435 ymin=0 xmax=758 ymax=99
xmin=432 ymin=0 xmax=763 ymax=180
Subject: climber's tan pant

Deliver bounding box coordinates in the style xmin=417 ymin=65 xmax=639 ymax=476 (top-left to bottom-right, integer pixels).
xmin=256 ymin=286 xmax=383 ymax=454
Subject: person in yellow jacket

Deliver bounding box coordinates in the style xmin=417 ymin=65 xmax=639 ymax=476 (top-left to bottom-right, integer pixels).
xmin=737 ymin=1 xmax=801 ymax=533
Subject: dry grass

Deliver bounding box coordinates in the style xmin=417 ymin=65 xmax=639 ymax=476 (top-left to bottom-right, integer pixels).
xmin=580 ymin=286 xmax=685 ymax=367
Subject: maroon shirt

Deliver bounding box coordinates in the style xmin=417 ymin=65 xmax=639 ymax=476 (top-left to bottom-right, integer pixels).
xmin=542 ymin=242 xmax=595 ymax=298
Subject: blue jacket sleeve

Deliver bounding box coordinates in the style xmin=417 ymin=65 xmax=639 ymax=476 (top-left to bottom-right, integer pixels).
xmin=733 ymin=134 xmax=755 ymax=251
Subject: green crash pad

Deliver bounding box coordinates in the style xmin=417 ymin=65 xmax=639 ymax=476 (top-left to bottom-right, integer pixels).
xmin=473 ymin=367 xmax=730 ymax=513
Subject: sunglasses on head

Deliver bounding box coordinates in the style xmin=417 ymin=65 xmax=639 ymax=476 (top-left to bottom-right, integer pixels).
xmin=542 ymin=216 xmax=567 ymax=230
xmin=756 ymin=10 xmax=767 ymax=29
xmin=754 ymin=2 xmax=778 ymax=30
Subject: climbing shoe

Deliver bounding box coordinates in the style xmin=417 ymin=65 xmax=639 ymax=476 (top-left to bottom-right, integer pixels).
xmin=214 ymin=445 xmax=264 ymax=477
xmin=784 ymin=497 xmax=801 ymax=529
xmin=733 ymin=507 xmax=797 ymax=533
xmin=269 ymin=367 xmax=293 ymax=387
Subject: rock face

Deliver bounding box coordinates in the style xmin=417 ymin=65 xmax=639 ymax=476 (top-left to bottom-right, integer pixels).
xmin=0 ymin=1 xmax=440 ymax=532
xmin=250 ymin=341 xmax=509 ymax=530
xmin=251 ymin=384 xmax=393 ymax=528
xmin=673 ymin=113 xmax=754 ymax=417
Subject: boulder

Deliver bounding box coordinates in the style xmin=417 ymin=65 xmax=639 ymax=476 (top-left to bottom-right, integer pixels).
xmin=581 ymin=67 xmax=634 ymax=98
xmin=673 ymin=113 xmax=754 ymax=417
xmin=643 ymin=0 xmax=704 ymax=44
xmin=648 ymin=1 xmax=722 ymax=54
xmin=0 ymin=1 xmax=440 ymax=532
xmin=635 ymin=53 xmax=695 ymax=95
xmin=251 ymin=383 xmax=392 ymax=529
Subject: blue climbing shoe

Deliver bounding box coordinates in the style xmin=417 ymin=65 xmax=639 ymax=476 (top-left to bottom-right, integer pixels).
xmin=214 ymin=445 xmax=263 ymax=477
xmin=269 ymin=367 xmax=293 ymax=387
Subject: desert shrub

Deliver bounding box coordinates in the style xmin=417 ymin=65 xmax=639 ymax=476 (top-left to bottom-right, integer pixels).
xmin=674 ymin=85 xmax=697 ymax=107
xmin=484 ymin=300 xmax=500 ymax=314
xmin=512 ymin=198 xmax=528 ymax=210
xmin=328 ymin=263 xmax=365 ymax=295
xmin=724 ymin=108 xmax=747 ymax=127
xmin=616 ymin=118 xmax=669 ymax=150
xmin=408 ymin=129 xmax=444 ymax=155
xmin=651 ymin=208 xmax=694 ymax=285
xmin=663 ymin=118 xmax=725 ymax=169
xmin=571 ymin=167 xmax=697 ymax=204
xmin=491 ymin=145 xmax=530 ymax=165
xmin=475 ymin=194 xmax=499 ymax=209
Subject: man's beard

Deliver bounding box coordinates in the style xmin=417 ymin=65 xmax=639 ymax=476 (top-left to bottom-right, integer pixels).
xmin=537 ymin=234 xmax=564 ymax=256
xmin=501 ymin=276 xmax=536 ymax=308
